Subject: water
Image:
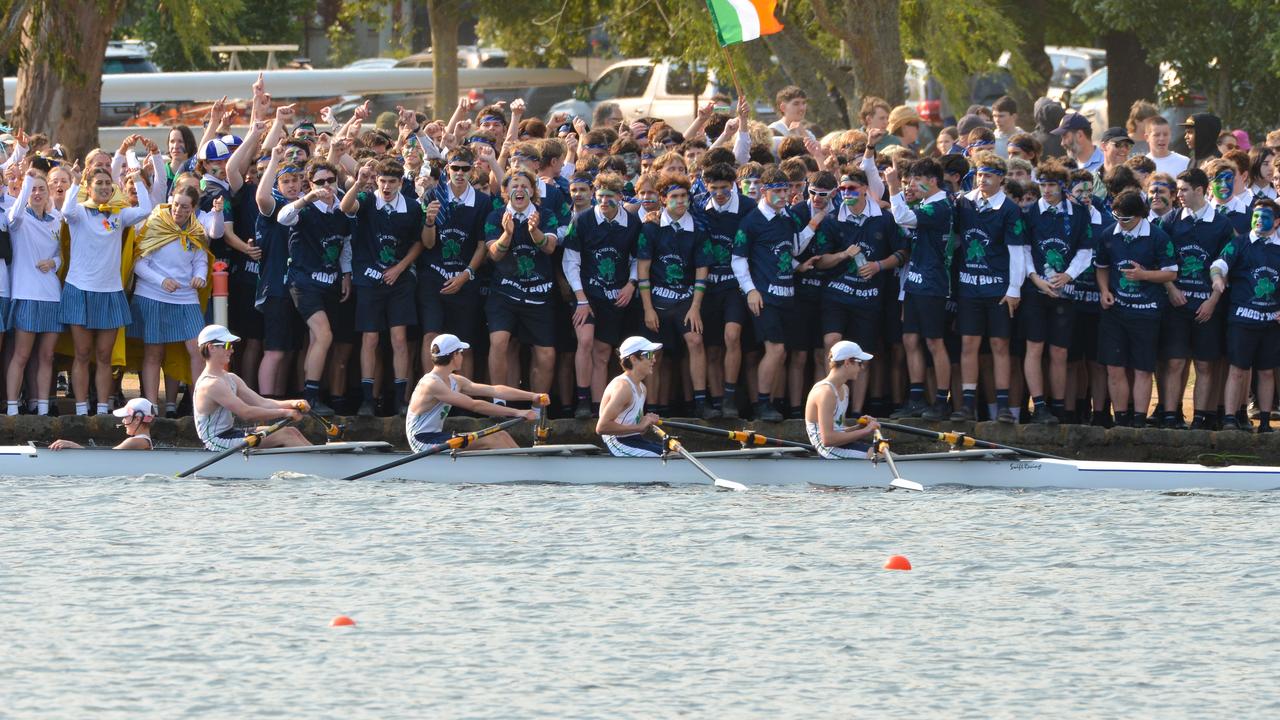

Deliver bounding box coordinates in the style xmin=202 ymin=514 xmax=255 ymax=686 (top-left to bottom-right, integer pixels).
xmin=4 ymin=477 xmax=1278 ymax=719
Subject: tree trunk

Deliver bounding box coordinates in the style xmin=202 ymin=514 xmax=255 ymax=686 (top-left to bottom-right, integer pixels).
xmin=812 ymin=0 xmax=905 ymax=105
xmin=1006 ymin=0 xmax=1051 ymax=114
xmin=426 ymin=0 xmax=462 ymax=120
xmin=12 ymin=0 xmax=122 ymax=159
xmin=760 ymin=28 xmax=852 ymax=132
xmin=1102 ymin=30 xmax=1157 ymax=129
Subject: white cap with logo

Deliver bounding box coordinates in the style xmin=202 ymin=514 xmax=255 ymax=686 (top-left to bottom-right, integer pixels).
xmin=113 ymin=397 xmax=157 ymax=421
xmin=618 ymin=336 xmax=662 ymax=358
xmin=197 ymin=324 xmax=241 ymax=346
xmin=431 ymin=333 xmax=471 ymax=356
xmin=830 ymin=340 xmax=874 ymax=363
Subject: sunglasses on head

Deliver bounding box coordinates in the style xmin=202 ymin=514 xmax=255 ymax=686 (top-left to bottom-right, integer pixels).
xmin=312 ymin=177 xmax=336 ymax=186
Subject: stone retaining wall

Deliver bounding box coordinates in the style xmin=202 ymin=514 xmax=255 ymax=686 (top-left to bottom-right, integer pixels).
xmin=5 ymin=415 xmax=1278 ymax=465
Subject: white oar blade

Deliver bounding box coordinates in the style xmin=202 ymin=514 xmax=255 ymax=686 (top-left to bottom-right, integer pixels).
xmin=890 ymin=477 xmax=924 ymax=492
xmin=714 ymin=478 xmax=748 ymax=492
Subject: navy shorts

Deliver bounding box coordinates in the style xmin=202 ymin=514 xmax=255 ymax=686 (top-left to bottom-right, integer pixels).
xmin=644 ymin=299 xmax=698 ymax=357
xmin=1226 ymin=322 xmax=1280 ymax=370
xmin=957 ymin=295 xmax=1013 ymax=339
xmin=1069 ymin=310 xmax=1100 ymax=363
xmin=552 ymin=296 xmax=577 ymax=353
xmin=354 ymin=278 xmax=418 ymax=333
xmin=486 ymin=293 xmax=555 ymax=348
xmin=881 ymin=289 xmax=903 ymax=345
xmin=1097 ymin=310 xmax=1159 ymax=372
xmin=290 ymin=285 xmax=339 ymax=323
xmin=792 ymin=295 xmax=825 ymax=350
xmin=700 ymin=290 xmax=749 ymax=348
xmin=751 ymin=303 xmax=802 ymax=348
xmin=583 ymin=295 xmax=628 ymax=347
xmin=417 ymin=281 xmax=483 ymax=343
xmin=820 ymin=302 xmax=881 ymax=354
xmin=227 ymin=280 xmax=264 ymax=341
xmin=1159 ymin=304 xmax=1225 ymax=362
xmin=901 ymin=293 xmax=947 ymax=339
xmin=1019 ymin=291 xmax=1075 ymax=348
xmin=261 ymin=295 xmax=304 ymax=352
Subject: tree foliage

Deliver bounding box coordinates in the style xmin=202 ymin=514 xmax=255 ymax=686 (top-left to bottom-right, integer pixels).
xmin=116 ymin=0 xmax=312 ymax=71
xmin=1073 ymin=0 xmax=1280 ymax=133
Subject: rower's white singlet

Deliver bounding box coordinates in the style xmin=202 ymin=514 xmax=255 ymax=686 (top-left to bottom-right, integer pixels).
xmin=194 ymin=373 xmax=242 ymax=451
xmin=805 ymin=380 xmax=867 ymax=460
xmin=406 ymin=375 xmax=457 ymax=452
xmin=601 ymin=375 xmax=660 ymax=457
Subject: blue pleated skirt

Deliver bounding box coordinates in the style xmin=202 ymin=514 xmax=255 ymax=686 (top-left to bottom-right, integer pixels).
xmin=10 ymin=299 xmax=65 ymax=334
xmin=128 ymin=295 xmax=204 ymax=344
xmin=59 ymin=283 xmax=132 ymax=330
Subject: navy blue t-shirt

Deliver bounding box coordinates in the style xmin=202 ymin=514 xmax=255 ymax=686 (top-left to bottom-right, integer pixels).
xmin=1216 ymin=232 xmax=1280 ymax=326
xmin=350 ymin=192 xmax=424 ymax=287
xmin=952 ymin=192 xmax=1026 ymax=299
xmin=900 ymin=195 xmax=953 ymax=299
xmin=484 ymin=204 xmax=558 ymax=304
xmin=254 ymin=192 xmax=291 ymax=302
xmin=823 ymin=207 xmax=905 ymax=308
xmin=419 ymin=185 xmax=490 ymax=291
xmin=695 ymin=193 xmax=753 ymax=294
xmin=1161 ymin=208 xmax=1236 ymax=310
xmin=1093 ymin=221 xmax=1177 ymax=317
xmin=638 ymin=214 xmax=711 ymax=310
xmin=1023 ymin=199 xmax=1090 ymax=286
xmin=230 ymin=183 xmax=261 ymax=287
xmin=286 ymin=200 xmax=353 ymax=293
xmin=733 ymin=205 xmax=802 ymax=308
xmin=564 ymin=207 xmax=640 ymax=302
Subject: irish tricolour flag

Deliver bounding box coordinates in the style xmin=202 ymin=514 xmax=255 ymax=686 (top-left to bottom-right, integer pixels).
xmin=705 ymin=0 xmax=784 ymax=46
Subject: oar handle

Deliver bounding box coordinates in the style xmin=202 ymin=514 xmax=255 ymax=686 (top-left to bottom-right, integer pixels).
xmin=175 ymin=415 xmax=295 ymax=478
xmin=658 ymin=419 xmax=814 ymax=451
xmin=339 ymin=416 xmax=527 ymax=481
xmin=859 ymin=417 xmax=1064 ymax=460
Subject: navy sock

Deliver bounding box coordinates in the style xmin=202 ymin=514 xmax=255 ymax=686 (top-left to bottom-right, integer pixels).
xmin=1050 ymin=399 xmax=1065 ymax=415
xmin=710 ymin=395 xmax=723 ymax=408
xmin=361 ymin=378 xmax=375 ymax=402
xmin=1032 ymin=394 xmax=1046 ymax=410
xmin=757 ymin=393 xmax=770 ymax=405
xmin=908 ymin=383 xmax=925 ymax=403
xmin=693 ymin=390 xmax=707 ymax=403
xmin=303 ymin=381 xmax=320 ymax=403
xmin=393 ymin=379 xmax=407 ymax=411
xmin=996 ymin=389 xmax=1010 ymax=411
xmin=934 ymin=389 xmax=948 ymax=405
xmin=575 ymin=386 xmax=591 ymax=403
xmin=962 ymin=388 xmax=977 ymax=410
xmin=724 ymin=382 xmax=737 ymax=395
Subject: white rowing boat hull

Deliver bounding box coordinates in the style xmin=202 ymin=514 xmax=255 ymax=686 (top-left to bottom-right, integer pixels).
xmin=1 ymin=444 xmax=1277 ymax=491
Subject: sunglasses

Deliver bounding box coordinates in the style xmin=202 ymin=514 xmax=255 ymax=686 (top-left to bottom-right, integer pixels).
xmin=448 ymin=165 xmax=472 ymax=172
xmin=312 ymin=177 xmax=337 ymax=186
xmin=808 ymin=189 xmax=833 ymax=198
xmin=207 ymin=341 xmax=235 ymax=350
xmin=1111 ymin=214 xmax=1136 ymax=223
xmin=638 ymin=350 xmax=657 ymax=360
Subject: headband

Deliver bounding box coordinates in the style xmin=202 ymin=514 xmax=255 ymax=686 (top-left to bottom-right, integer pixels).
xmin=479 ymin=115 xmax=505 ymax=125
xmin=583 ymin=143 xmax=608 ymax=150
xmin=468 ymin=136 xmax=495 ymax=148
xmin=977 ymin=166 xmax=1006 ymax=176
xmin=1151 ymin=181 xmax=1175 ymax=190
xmin=762 ymin=181 xmax=789 ymax=190
xmin=661 ymin=182 xmax=688 ymax=195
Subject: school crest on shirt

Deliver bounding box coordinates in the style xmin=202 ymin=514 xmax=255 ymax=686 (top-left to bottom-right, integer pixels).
xmin=1038 ymin=237 xmax=1070 ymax=273
xmin=1250 ymin=267 xmax=1279 ymax=301
xmin=1179 ymin=246 xmax=1208 ymax=278
xmin=597 ymin=256 xmax=616 ymax=282
xmin=516 ymin=254 xmax=536 ymax=278
xmin=964 ymin=229 xmax=991 ymax=266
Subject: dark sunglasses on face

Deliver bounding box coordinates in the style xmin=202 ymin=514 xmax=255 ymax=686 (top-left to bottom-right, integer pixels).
xmin=312 ymin=177 xmax=337 ymax=186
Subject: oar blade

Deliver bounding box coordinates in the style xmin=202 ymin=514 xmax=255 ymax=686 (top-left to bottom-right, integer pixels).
xmin=889 ymin=477 xmax=924 ymax=492
xmin=713 ymin=478 xmax=748 ymax=492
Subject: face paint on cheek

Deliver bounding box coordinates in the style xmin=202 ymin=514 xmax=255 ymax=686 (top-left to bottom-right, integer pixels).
xmin=1254 ymin=208 xmax=1276 ymax=232
xmin=1211 ymin=178 xmax=1233 ymax=200
xmin=841 ymin=190 xmax=861 ymax=206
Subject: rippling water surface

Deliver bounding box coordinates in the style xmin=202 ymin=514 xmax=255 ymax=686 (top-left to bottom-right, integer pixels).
xmin=3 ymin=475 xmax=1278 ymax=719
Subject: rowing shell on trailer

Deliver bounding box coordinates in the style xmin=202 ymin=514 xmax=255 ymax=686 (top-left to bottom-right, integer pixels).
xmin=1 ymin=443 xmax=1279 ymax=490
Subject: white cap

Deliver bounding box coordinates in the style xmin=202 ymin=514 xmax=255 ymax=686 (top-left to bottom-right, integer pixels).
xmin=431 ymin=333 xmax=471 ymax=356
xmin=113 ymin=397 xmax=157 ymax=421
xmin=618 ymin=336 xmax=662 ymax=358
xmin=197 ymin=324 xmax=241 ymax=346
xmin=830 ymin=340 xmax=873 ymax=363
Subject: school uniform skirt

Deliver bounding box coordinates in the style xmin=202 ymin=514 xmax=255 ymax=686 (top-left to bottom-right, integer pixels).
xmin=10 ymin=298 xmax=64 ymax=334
xmin=128 ymin=295 xmax=204 ymax=344
xmin=59 ymin=283 xmax=132 ymax=330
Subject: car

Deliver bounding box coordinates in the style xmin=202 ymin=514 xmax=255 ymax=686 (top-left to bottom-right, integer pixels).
xmin=100 ymin=40 xmax=160 ymax=126
xmin=547 ymin=57 xmax=774 ymax=131
xmin=1044 ymin=46 xmax=1106 ymax=101
xmin=343 ymin=58 xmax=399 ymax=71
xmin=1066 ymin=66 xmax=1209 ymax=145
xmin=394 ymin=46 xmax=509 ymax=69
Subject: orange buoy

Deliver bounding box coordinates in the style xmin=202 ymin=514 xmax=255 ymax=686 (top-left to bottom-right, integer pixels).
xmin=883 ymin=555 xmax=912 ymax=571
xmin=330 ymin=615 xmax=356 ymax=627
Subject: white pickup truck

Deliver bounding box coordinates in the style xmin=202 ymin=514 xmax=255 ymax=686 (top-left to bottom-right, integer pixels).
xmin=548 ymin=57 xmax=774 ymax=130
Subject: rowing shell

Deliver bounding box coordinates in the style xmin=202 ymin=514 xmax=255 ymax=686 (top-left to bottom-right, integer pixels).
xmin=2 ymin=443 xmax=1278 ymax=491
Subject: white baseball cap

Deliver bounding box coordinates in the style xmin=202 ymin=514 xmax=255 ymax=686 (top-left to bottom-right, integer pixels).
xmin=197 ymin=324 xmax=241 ymax=346
xmin=830 ymin=340 xmax=873 ymax=363
xmin=618 ymin=336 xmax=662 ymax=358
xmin=113 ymin=397 xmax=157 ymax=421
xmin=431 ymin=333 xmax=471 ymax=356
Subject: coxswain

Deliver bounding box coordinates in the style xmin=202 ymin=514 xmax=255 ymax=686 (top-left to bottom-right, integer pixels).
xmin=406 ymin=334 xmax=547 ymax=451
xmin=596 ymin=336 xmax=664 ymax=457
xmin=192 ymin=324 xmax=311 ymax=450
xmin=804 ymin=341 xmax=880 ymax=459
xmin=49 ymin=397 xmax=158 ymax=450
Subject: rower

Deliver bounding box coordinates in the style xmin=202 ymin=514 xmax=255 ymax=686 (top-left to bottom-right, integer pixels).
xmin=804 ymin=341 xmax=880 ymax=459
xmin=49 ymin=397 xmax=158 ymax=450
xmin=406 ymin=333 xmax=547 ymax=451
xmin=192 ymin=324 xmax=311 ymax=450
xmin=597 ymin=336 xmax=664 ymax=457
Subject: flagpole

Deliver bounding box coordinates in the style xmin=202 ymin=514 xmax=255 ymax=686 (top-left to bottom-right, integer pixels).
xmin=719 ymin=44 xmax=743 ymax=98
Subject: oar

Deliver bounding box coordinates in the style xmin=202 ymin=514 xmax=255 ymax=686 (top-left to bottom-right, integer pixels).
xmin=533 ymin=394 xmax=551 ymax=446
xmin=860 ymin=418 xmax=1065 ymax=460
xmin=657 ymin=419 xmax=814 ymax=451
xmin=650 ymin=424 xmax=747 ymax=492
xmin=309 ymin=410 xmax=345 ymax=441
xmin=872 ymin=428 xmax=924 ymax=492
xmin=338 ymin=417 xmax=526 ymax=482
xmin=175 ymin=416 xmax=296 ymax=478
